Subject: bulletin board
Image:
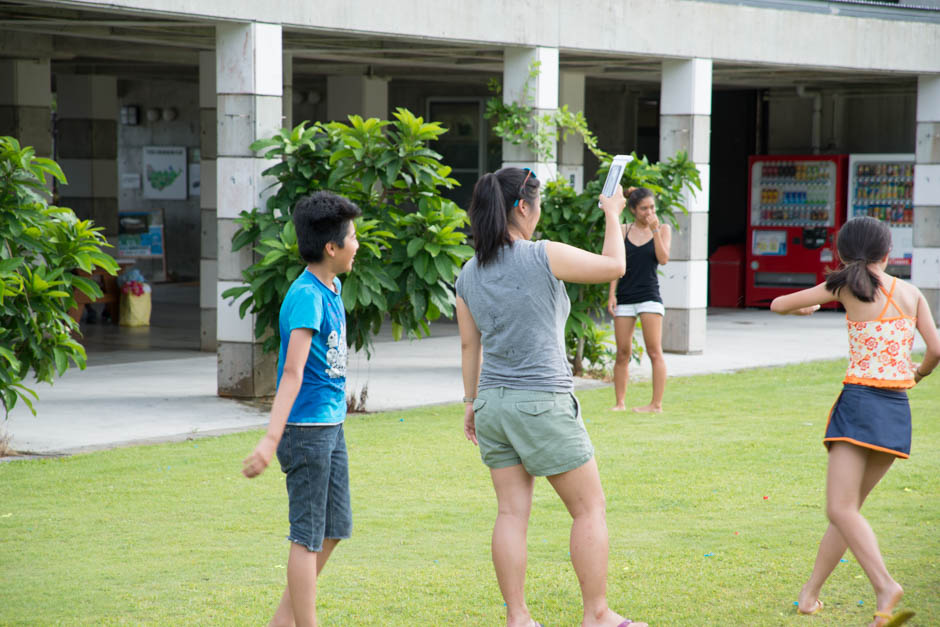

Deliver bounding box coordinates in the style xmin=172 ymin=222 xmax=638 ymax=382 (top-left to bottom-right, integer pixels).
xmin=142 ymin=146 xmax=187 ymax=200
xmin=117 ymin=209 xmax=167 ymax=281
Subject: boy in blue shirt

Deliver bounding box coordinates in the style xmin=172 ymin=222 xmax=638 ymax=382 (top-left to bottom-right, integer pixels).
xmin=242 ymin=191 xmax=361 ymax=627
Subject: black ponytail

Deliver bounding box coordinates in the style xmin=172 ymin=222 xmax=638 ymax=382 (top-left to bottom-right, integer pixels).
xmin=825 ymin=216 xmax=891 ymax=302
xmin=468 ymin=167 xmax=540 ymax=266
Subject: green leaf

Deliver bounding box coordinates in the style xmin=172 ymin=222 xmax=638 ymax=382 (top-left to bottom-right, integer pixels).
xmin=0 ymin=257 xmax=24 ymax=273
xmin=432 ymin=253 xmax=453 ymax=282
xmin=53 ymin=347 xmax=67 ymax=375
xmin=221 ymin=285 xmax=250 ymax=300
xmin=414 ymin=251 xmax=429 ymax=279
xmin=0 ymin=346 xmax=21 ymax=370
xmin=341 ymin=276 xmax=358 ymax=311
xmin=409 ymin=286 xmax=427 ymax=321
xmin=401 ymin=236 xmax=424 ymax=259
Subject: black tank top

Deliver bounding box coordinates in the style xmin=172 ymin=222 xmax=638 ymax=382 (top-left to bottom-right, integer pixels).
xmin=615 ymin=225 xmax=662 ymax=305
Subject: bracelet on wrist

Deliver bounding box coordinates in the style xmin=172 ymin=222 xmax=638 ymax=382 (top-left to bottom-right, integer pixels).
xmin=915 ymin=368 xmax=932 ymax=378
xmin=463 ymin=396 xmax=476 ymax=403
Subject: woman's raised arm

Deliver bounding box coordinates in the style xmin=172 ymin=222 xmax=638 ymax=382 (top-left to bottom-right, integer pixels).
xmin=546 ymin=185 xmax=626 ymax=284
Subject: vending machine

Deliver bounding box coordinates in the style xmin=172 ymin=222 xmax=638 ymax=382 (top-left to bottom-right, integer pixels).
xmin=745 ymin=154 xmax=848 ymax=308
xmin=847 ymin=154 xmax=915 ymax=278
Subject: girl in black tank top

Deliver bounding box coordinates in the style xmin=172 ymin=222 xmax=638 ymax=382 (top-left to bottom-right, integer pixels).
xmin=616 ymin=224 xmax=662 ymax=305
xmin=606 ymin=187 xmax=672 ymax=413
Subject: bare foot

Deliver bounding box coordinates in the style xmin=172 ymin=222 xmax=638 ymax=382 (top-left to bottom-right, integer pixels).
xmin=632 ymin=404 xmax=662 ymax=413
xmin=797 ymin=583 xmax=823 ymax=615
xmin=869 ymin=582 xmax=904 ymax=627
xmin=610 ymin=404 xmax=627 ymax=411
xmin=797 ymin=599 xmax=823 ymax=615
xmin=506 ymin=614 xmax=538 ymax=627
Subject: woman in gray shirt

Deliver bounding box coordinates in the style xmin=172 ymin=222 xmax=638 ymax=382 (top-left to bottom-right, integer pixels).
xmin=456 ymin=167 xmax=646 ymax=627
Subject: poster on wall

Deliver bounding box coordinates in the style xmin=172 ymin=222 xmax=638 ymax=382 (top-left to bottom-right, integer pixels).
xmin=142 ymin=146 xmax=187 ymax=199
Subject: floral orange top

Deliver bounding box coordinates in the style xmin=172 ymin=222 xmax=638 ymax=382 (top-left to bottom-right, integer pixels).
xmin=844 ymin=277 xmax=916 ymax=389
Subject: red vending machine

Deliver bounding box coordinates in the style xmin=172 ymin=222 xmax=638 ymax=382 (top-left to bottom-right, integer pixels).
xmin=745 ymin=154 xmax=848 ymax=307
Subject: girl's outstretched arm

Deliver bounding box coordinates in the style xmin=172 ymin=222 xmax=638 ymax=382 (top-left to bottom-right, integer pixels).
xmin=914 ymin=291 xmax=940 ymax=383
xmin=770 ymin=282 xmax=835 ymax=315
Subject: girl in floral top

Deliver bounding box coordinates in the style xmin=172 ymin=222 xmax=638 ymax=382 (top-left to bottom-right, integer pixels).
xmin=770 ymin=217 xmax=939 ymax=627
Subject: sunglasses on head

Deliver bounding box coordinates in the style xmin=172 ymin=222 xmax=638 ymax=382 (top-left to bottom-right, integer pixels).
xmin=513 ymin=167 xmax=536 ymax=207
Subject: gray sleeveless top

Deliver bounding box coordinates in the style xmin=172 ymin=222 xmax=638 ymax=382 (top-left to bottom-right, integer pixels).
xmin=455 ymin=239 xmax=573 ymax=392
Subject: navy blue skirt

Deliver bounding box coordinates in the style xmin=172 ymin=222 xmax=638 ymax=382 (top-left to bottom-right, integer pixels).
xmin=824 ymin=383 xmax=911 ymax=458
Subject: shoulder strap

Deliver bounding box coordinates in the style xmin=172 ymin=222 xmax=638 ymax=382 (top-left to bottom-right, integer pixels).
xmin=876 ymin=277 xmax=902 ymax=319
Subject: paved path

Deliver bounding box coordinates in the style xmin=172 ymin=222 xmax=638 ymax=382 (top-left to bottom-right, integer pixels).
xmin=2 ymin=309 xmax=927 ymax=456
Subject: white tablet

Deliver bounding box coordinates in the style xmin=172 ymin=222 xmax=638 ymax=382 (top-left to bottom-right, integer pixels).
xmin=598 ymin=154 xmax=633 ymax=208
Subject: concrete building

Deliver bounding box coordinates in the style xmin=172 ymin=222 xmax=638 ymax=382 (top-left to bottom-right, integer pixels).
xmin=1 ymin=0 xmax=939 ymax=397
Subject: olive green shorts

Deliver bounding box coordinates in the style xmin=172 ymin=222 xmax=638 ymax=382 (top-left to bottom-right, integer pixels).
xmin=472 ymin=387 xmax=594 ymax=477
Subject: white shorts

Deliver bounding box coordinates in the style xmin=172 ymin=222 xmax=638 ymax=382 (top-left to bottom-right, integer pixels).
xmin=614 ymin=301 xmax=664 ymax=318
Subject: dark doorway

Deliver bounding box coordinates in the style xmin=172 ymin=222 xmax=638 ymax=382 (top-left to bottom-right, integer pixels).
xmin=708 ymin=90 xmax=759 ymax=256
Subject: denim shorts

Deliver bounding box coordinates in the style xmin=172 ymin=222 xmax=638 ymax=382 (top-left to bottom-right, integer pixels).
xmin=276 ymin=423 xmax=352 ymax=552
xmin=614 ymin=301 xmax=664 ymax=317
xmin=473 ymin=387 xmax=594 ymax=477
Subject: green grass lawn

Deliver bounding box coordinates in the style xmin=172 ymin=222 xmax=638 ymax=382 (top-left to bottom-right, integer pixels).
xmin=1 ymin=359 xmax=937 ymax=626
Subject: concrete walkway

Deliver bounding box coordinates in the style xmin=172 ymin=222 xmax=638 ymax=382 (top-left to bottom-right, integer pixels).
xmin=1 ymin=309 xmax=927 ymax=457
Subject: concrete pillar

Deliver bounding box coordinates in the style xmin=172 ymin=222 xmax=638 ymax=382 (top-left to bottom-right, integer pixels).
xmin=558 ymin=71 xmax=585 ymax=192
xmin=0 ymin=59 xmax=52 ymax=157
xmin=501 ymin=46 xmax=559 ymax=182
xmin=199 ymin=51 xmax=218 ymax=352
xmin=913 ymin=75 xmax=940 ymax=318
xmin=326 ymin=75 xmax=388 ymax=122
xmin=56 ymin=74 xmax=119 ymax=236
xmin=659 ymin=58 xmax=712 ymax=354
xmin=216 ymin=22 xmax=282 ymax=397
xmin=283 ymin=53 xmax=293 ymax=130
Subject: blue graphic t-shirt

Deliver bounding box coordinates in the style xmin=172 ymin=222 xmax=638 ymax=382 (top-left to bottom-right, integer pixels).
xmin=277 ymin=269 xmax=348 ymax=425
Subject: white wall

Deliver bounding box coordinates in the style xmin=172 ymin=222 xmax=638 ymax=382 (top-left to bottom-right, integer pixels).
xmin=62 ymin=0 xmax=940 ymax=74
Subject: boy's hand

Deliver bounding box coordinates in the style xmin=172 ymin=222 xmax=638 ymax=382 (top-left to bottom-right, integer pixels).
xmin=243 ymin=436 xmax=277 ymax=478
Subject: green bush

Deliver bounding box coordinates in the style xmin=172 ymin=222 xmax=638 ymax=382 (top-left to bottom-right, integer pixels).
xmin=0 ymin=136 xmax=118 ymax=416
xmin=223 ymin=109 xmax=474 ymax=355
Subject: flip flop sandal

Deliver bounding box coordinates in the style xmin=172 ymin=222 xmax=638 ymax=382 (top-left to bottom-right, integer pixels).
xmin=797 ymin=599 xmax=824 ymax=615
xmin=874 ymin=609 xmax=915 ymax=627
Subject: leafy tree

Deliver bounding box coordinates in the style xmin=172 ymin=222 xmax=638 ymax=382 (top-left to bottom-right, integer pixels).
xmin=223 ymin=109 xmax=474 ymax=356
xmin=0 ymin=136 xmax=118 ymax=417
